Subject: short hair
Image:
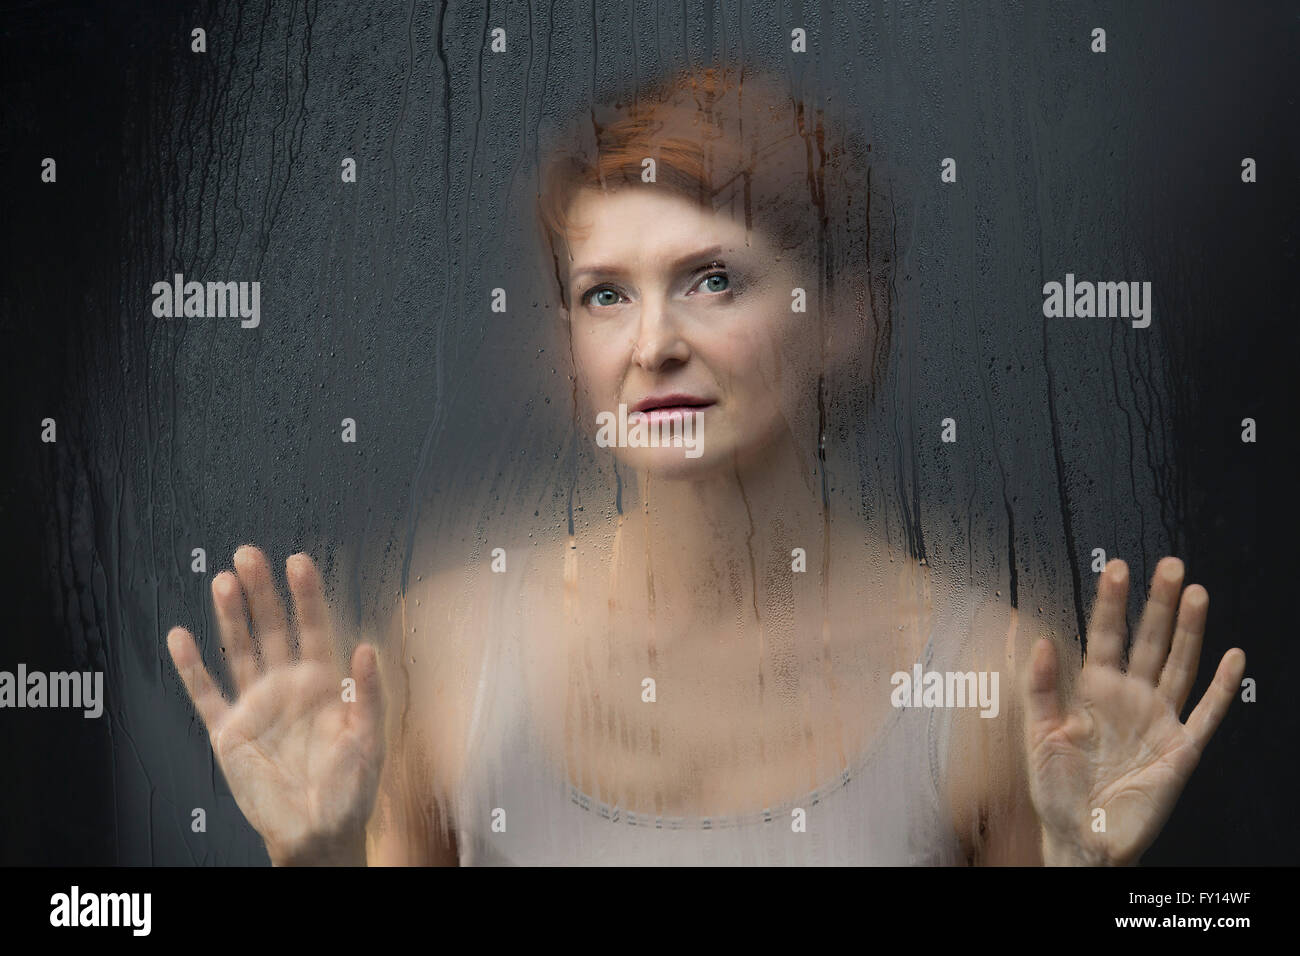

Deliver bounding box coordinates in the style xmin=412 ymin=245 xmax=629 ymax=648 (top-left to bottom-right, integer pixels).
xmin=533 ymin=64 xmax=894 ymax=402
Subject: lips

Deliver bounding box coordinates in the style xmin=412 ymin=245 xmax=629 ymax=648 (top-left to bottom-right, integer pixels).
xmin=629 ymin=393 xmax=716 ymax=414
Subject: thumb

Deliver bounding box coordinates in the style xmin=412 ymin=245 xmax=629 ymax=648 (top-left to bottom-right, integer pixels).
xmin=1025 ymin=637 xmax=1062 ymax=745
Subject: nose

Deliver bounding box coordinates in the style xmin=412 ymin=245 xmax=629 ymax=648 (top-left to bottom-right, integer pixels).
xmin=631 ymin=295 xmax=691 ymax=371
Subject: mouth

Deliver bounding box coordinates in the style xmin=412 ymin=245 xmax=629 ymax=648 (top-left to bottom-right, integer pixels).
xmin=629 ymin=394 xmax=716 ymax=417
xmin=633 ymin=407 xmax=711 ymax=427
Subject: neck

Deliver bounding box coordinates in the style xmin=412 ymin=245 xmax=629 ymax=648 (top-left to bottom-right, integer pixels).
xmin=617 ymin=434 xmax=836 ymax=617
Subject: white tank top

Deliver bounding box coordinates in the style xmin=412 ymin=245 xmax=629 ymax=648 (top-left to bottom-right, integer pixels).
xmin=450 ymin=587 xmax=974 ymax=866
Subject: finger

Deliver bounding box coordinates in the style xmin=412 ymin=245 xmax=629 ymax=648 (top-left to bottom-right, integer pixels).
xmin=167 ymin=626 xmax=230 ymax=731
xmin=1157 ymin=584 xmax=1209 ymax=714
xmin=348 ymin=644 xmax=385 ymax=746
xmin=1084 ymin=559 xmax=1128 ymax=671
xmin=1024 ymin=638 xmax=1063 ymax=746
xmin=1185 ymin=648 xmax=1246 ymax=750
xmin=212 ymin=571 xmax=258 ymax=692
xmin=1129 ymin=557 xmax=1185 ymax=683
xmin=287 ymin=553 xmax=334 ymax=664
xmin=234 ymin=545 xmax=295 ymax=669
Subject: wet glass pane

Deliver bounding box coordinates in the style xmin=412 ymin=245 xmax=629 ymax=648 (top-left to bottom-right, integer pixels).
xmin=2 ymin=0 xmax=1285 ymax=875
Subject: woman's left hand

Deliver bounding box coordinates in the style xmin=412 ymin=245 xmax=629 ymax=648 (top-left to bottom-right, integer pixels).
xmin=1023 ymin=557 xmax=1246 ymax=866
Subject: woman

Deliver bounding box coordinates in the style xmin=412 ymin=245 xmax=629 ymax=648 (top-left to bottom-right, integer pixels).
xmin=165 ymin=66 xmax=1246 ymax=866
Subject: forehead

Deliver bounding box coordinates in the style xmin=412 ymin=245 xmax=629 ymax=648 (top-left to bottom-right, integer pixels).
xmin=562 ymin=187 xmax=773 ymax=274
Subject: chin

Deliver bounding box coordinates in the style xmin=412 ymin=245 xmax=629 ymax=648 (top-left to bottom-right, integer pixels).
xmin=607 ymin=443 xmax=739 ymax=482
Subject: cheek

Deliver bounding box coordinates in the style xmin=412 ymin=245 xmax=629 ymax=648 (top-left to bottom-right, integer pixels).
xmin=716 ymin=310 xmax=810 ymax=401
xmin=572 ymin=328 xmax=624 ymax=404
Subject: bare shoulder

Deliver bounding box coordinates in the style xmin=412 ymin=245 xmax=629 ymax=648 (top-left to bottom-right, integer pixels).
xmin=374 ymin=534 xmax=563 ymax=805
xmin=939 ymin=585 xmax=1044 ymax=864
xmin=365 ymin=547 xmax=512 ymax=865
xmin=374 ymin=552 xmax=500 ymax=804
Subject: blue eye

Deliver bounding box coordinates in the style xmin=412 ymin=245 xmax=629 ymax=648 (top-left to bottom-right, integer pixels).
xmin=697 ymin=273 xmax=730 ymax=294
xmin=585 ymin=287 xmax=622 ymax=307
xmin=580 ymin=266 xmax=732 ymax=308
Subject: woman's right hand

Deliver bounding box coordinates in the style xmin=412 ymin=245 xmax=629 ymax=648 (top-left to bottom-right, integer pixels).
xmin=167 ymin=545 xmax=386 ymax=866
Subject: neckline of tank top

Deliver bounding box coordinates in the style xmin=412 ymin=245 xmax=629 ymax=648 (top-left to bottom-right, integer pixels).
xmin=559 ymin=628 xmax=938 ymax=831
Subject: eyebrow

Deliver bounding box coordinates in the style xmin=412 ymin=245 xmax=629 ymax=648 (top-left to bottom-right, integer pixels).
xmin=569 ymin=245 xmax=726 ymax=285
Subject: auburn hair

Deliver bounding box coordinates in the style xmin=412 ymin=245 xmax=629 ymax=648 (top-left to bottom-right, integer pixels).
xmin=534 ymin=63 xmax=895 ymax=402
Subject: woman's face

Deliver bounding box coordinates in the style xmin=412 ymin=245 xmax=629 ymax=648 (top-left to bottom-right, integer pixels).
xmin=563 ymin=186 xmax=822 ymax=480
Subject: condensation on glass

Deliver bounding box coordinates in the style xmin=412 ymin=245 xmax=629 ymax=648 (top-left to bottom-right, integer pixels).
xmin=53 ymin=4 xmax=1180 ymax=865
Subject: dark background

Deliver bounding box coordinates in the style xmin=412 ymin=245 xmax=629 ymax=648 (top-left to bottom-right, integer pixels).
xmin=1 ymin=0 xmax=1294 ymax=865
